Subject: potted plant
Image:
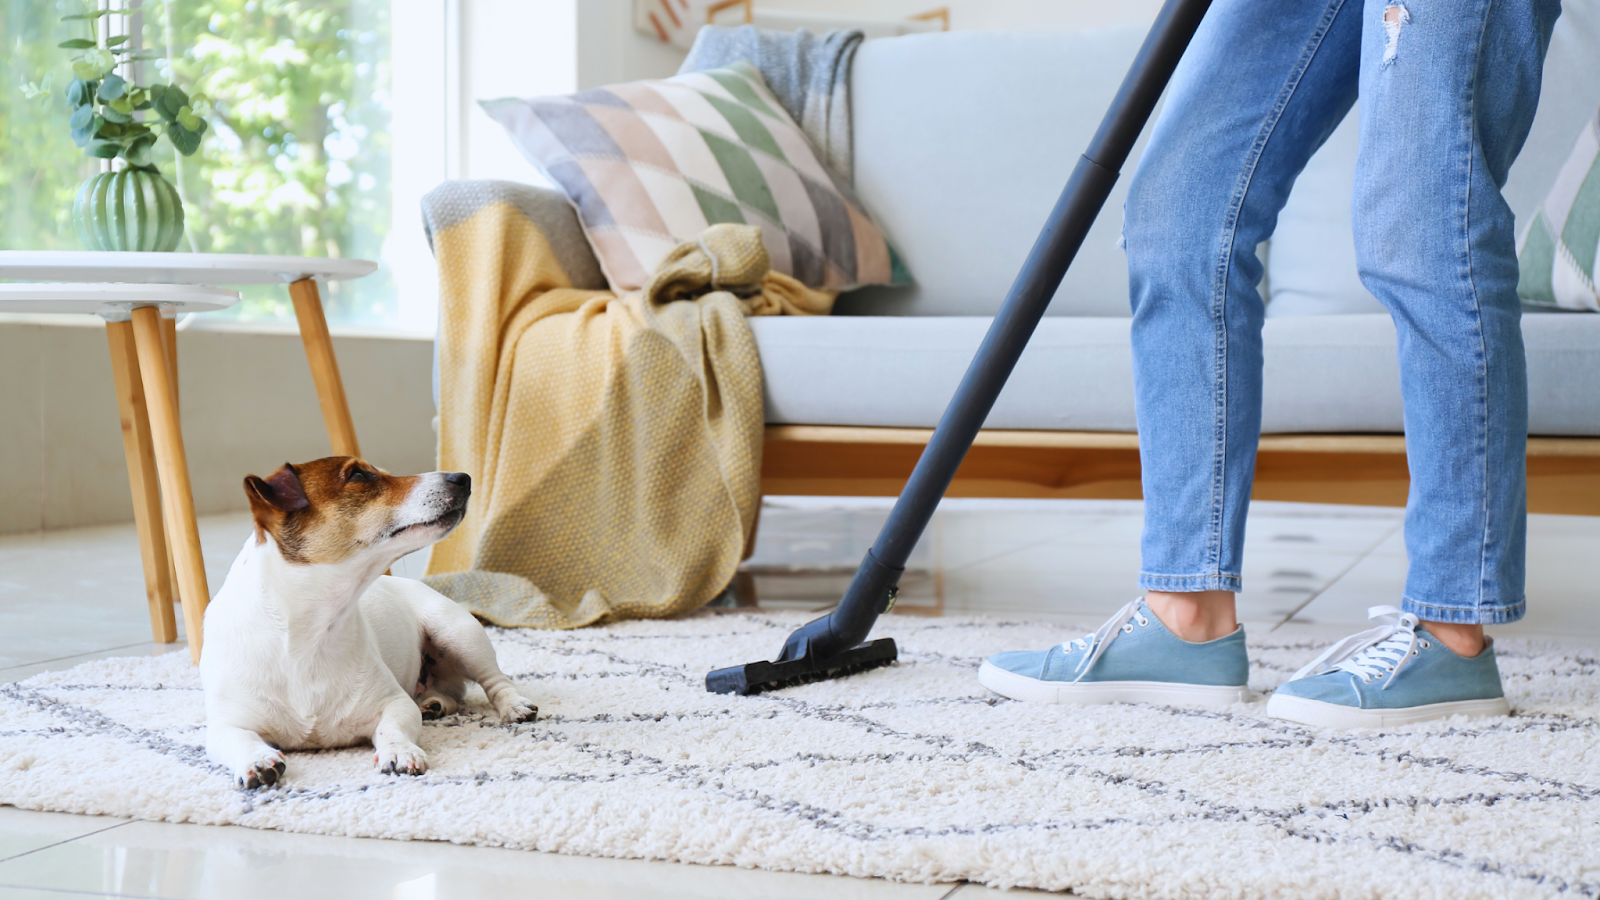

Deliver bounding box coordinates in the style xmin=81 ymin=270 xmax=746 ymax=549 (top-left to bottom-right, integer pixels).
xmin=19 ymin=6 xmax=209 ymax=252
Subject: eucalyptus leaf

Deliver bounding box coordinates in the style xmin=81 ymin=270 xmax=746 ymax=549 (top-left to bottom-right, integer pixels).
xmin=105 ymin=35 xmax=129 ymax=47
xmin=124 ymin=134 xmax=156 ymax=166
xmin=168 ymin=123 xmax=201 ymax=156
xmin=57 ymin=38 xmax=95 ymax=49
xmin=18 ymin=77 xmax=52 ymax=103
xmin=110 ymin=95 xmax=133 ymax=114
xmin=176 ymin=107 xmax=200 ymax=131
xmin=59 ymin=10 xmax=109 ymax=20
xmin=66 ymin=78 xmax=90 ymax=107
xmin=156 ymin=84 xmax=188 ymax=119
xmin=100 ymin=104 xmax=131 ymax=124
xmin=72 ymin=60 xmax=98 ymax=81
xmin=82 ymin=49 xmax=116 ymax=77
xmin=98 ymin=121 xmax=125 ymax=137
xmin=86 ymin=139 xmax=121 ymax=158
xmin=69 ymin=103 xmax=94 ymax=131
xmin=99 ymin=73 xmax=126 ymax=100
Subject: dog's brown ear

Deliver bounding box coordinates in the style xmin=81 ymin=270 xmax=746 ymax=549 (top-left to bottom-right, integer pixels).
xmin=245 ymin=463 xmax=309 ymax=513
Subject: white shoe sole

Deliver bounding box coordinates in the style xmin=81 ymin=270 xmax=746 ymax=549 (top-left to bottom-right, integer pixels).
xmin=978 ymin=660 xmax=1251 ymax=708
xmin=1265 ymin=693 xmax=1511 ymax=729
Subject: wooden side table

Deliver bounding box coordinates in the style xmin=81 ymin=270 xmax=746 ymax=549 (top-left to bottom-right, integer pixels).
xmin=0 ymin=253 xmax=380 ymax=664
xmin=0 ymin=284 xmax=239 ymax=662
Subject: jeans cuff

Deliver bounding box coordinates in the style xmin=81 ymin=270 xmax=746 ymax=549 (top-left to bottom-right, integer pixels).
xmin=1139 ymin=572 xmax=1242 ymax=593
xmin=1401 ymin=597 xmax=1526 ymax=626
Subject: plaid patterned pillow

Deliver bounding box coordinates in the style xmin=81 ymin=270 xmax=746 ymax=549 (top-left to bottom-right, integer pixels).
xmin=1519 ymin=108 xmax=1600 ymax=312
xmin=482 ymin=62 xmax=909 ymax=293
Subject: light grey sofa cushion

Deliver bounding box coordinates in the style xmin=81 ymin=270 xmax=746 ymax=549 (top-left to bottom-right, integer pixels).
xmin=752 ymin=313 xmax=1600 ymax=436
xmin=839 ymin=25 xmax=1148 ymax=319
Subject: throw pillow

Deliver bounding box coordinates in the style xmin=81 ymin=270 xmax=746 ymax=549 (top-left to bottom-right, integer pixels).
xmin=482 ymin=62 xmax=909 ymax=294
xmin=1519 ymin=107 xmax=1600 ymax=311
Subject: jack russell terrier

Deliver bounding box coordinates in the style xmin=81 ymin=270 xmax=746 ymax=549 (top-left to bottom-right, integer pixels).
xmin=201 ymin=456 xmax=537 ymax=789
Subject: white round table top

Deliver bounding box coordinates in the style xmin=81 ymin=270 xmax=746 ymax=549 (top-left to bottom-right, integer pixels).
xmin=0 ymin=251 xmax=376 ymax=285
xmin=0 ymin=283 xmax=241 ymax=318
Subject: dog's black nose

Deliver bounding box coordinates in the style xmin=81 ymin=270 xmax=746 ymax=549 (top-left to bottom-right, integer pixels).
xmin=444 ymin=472 xmax=471 ymax=489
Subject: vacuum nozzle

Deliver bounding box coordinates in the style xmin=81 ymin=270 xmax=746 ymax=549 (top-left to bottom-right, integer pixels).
xmin=706 ymin=552 xmax=902 ymax=695
xmin=706 ymin=637 xmax=898 ymax=695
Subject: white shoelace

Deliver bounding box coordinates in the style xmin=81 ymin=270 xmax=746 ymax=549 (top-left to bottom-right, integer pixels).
xmin=1289 ymin=605 xmax=1431 ymax=689
xmin=1060 ymin=598 xmax=1149 ymax=683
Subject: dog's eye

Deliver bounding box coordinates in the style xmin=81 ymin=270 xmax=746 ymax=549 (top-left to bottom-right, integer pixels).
xmin=347 ymin=469 xmax=375 ymax=484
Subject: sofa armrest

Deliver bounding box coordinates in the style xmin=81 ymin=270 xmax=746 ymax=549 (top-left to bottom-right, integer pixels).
xmin=421 ymin=180 xmax=608 ymax=291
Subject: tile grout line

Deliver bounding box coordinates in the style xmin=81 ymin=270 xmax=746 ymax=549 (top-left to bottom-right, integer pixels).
xmin=0 ymin=820 xmax=132 ymax=866
xmin=938 ymin=534 xmax=1087 ymax=579
xmin=935 ymin=883 xmax=968 ymax=900
xmin=0 ymin=642 xmax=183 ymax=675
xmin=0 ymin=881 xmax=159 ymax=899
xmin=1268 ymin=519 xmax=1405 ymax=632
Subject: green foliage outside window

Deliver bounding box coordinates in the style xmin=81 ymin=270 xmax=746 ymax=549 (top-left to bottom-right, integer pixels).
xmin=2 ymin=0 xmax=395 ymax=324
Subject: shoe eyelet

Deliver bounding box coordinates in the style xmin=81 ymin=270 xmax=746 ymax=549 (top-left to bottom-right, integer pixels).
xmin=1362 ymin=676 xmax=1372 ymax=683
xmin=1122 ymin=624 xmax=1134 ymax=633
xmin=1421 ymin=640 xmax=1431 ymax=649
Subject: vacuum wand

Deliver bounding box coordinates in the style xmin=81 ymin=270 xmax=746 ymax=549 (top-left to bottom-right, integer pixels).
xmin=707 ymin=0 xmax=1215 ymax=696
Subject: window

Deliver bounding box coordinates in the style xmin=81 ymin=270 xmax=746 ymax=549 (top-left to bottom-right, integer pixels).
xmin=2 ymin=0 xmax=404 ymax=327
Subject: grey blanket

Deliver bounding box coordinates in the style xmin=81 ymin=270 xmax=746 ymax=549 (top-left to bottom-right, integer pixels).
xmin=680 ymin=25 xmax=863 ymax=183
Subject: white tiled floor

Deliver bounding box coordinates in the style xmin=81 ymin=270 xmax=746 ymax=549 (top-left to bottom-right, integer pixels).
xmin=3 ymin=497 xmax=1597 ymax=899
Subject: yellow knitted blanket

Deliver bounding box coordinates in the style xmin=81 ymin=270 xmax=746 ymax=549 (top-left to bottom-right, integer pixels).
xmin=421 ymin=182 xmax=833 ymax=628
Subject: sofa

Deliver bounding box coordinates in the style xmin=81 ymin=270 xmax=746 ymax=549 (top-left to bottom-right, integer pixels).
xmin=461 ymin=10 xmax=1600 ymax=523
xmin=745 ymin=10 xmax=1600 ymax=518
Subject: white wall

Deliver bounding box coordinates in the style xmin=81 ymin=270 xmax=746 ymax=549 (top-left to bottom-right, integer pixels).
xmin=0 ymin=321 xmax=436 ymax=535
xmin=576 ymin=0 xmax=691 ymax=89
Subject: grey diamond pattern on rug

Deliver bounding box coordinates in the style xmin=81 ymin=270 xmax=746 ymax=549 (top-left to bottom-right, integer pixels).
xmin=1 ymin=612 xmax=1596 ymax=898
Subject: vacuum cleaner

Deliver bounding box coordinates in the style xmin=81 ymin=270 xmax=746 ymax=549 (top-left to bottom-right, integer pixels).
xmin=707 ymin=0 xmax=1215 ymax=696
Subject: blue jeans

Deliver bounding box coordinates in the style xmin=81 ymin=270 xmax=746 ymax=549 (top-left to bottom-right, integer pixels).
xmin=1123 ymin=0 xmax=1560 ymax=624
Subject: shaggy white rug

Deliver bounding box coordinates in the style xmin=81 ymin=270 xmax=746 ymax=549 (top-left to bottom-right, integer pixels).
xmin=2 ymin=612 xmax=1597 ymax=899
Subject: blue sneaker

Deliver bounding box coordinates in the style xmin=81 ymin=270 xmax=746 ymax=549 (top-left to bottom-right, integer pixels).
xmin=978 ymin=598 xmax=1251 ymax=707
xmin=1266 ymin=606 xmax=1511 ymax=729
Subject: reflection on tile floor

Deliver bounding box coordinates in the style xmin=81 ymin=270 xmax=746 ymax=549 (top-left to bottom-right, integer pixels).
xmin=2 ymin=496 xmax=1597 ymax=898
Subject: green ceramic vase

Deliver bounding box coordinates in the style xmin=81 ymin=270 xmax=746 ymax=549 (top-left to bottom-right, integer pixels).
xmin=72 ymin=168 xmax=185 ymax=252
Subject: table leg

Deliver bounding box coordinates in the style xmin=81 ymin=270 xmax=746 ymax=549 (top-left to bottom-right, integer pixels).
xmin=160 ymin=314 xmax=179 ymax=410
xmin=131 ymin=306 xmax=210 ymax=664
xmin=288 ymin=278 xmax=362 ymax=458
xmin=105 ymin=320 xmax=178 ymax=644
xmin=158 ymin=314 xmax=181 ymax=606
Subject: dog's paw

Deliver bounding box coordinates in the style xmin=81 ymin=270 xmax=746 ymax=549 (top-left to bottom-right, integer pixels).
xmin=374 ymin=742 xmax=428 ymax=776
xmin=497 ymin=695 xmax=539 ymax=724
xmin=416 ymin=690 xmax=458 ymax=720
xmin=235 ymin=753 xmax=287 ymax=790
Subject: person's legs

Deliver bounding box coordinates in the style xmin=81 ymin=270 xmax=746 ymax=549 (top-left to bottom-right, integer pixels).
xmin=981 ymin=0 xmax=1364 ymax=706
xmin=1266 ymin=0 xmax=1559 ymax=729
xmin=1356 ymin=0 xmax=1557 ymax=632
xmin=1127 ymin=0 xmax=1361 ymax=632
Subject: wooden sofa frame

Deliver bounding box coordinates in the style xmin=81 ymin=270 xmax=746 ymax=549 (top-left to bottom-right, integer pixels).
xmin=758 ymin=426 xmax=1600 ymax=515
